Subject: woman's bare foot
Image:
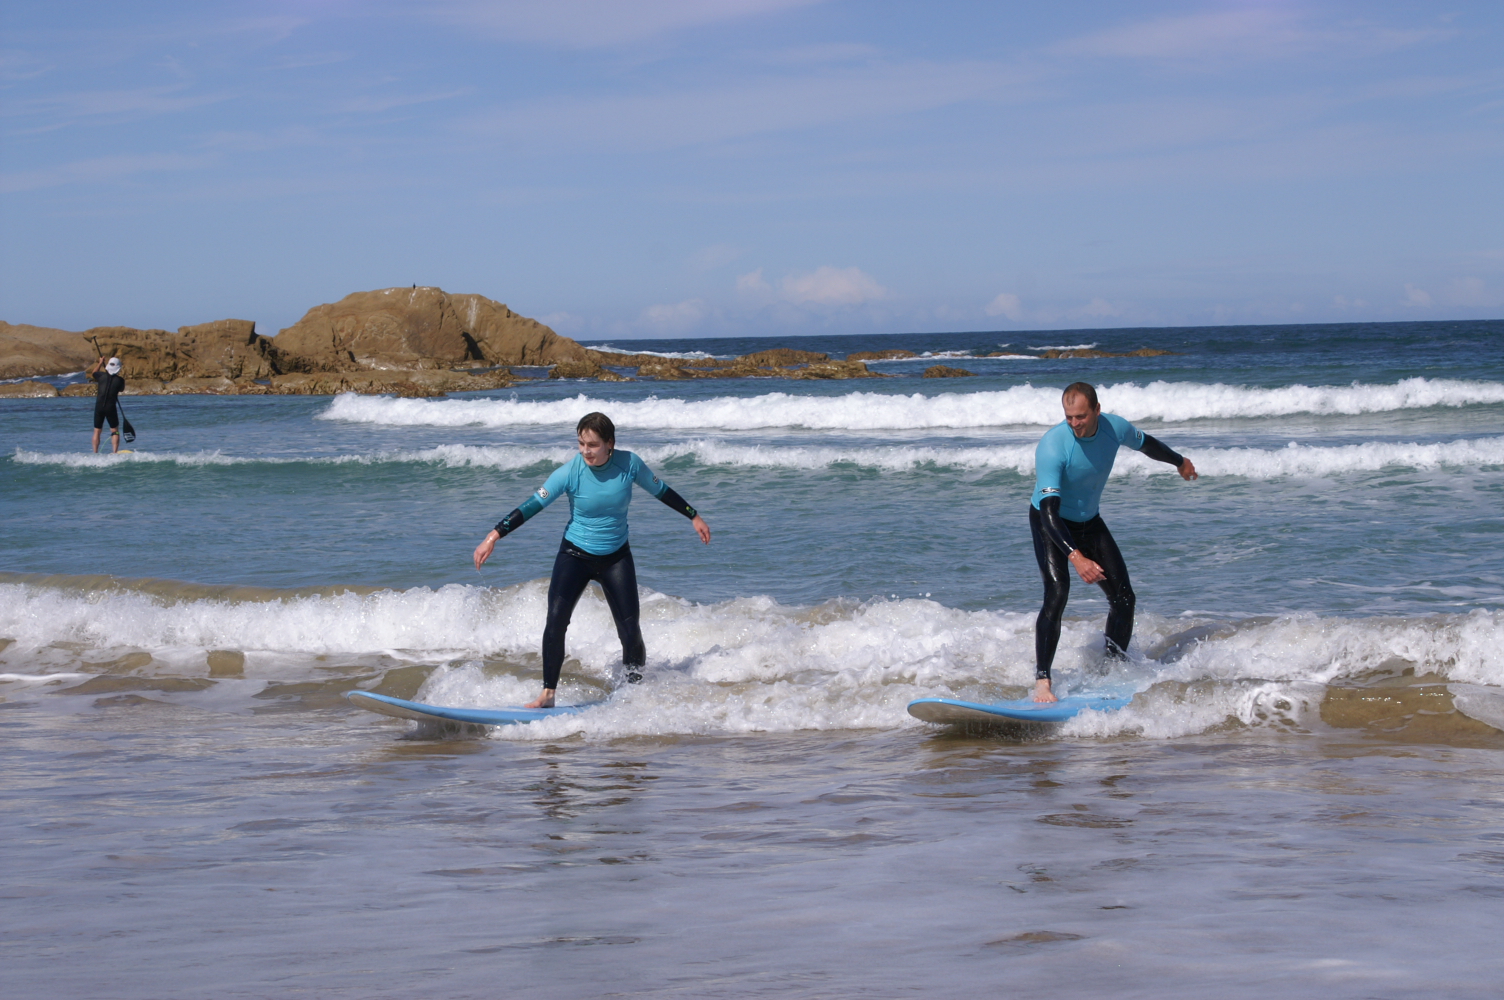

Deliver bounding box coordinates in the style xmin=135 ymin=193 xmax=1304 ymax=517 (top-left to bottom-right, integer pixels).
xmin=1032 ymin=678 xmax=1058 ymax=704
xmin=523 ymin=689 xmax=556 ymax=709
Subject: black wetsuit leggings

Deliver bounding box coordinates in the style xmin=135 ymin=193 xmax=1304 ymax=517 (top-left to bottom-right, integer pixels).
xmin=542 ymin=540 xmax=645 ymax=689
xmin=1029 ymin=506 xmax=1136 ymax=679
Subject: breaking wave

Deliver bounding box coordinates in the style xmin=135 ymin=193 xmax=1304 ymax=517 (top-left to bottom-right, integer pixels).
xmin=2 ymin=575 xmax=1501 ymax=741
xmin=13 ymin=436 xmax=1504 ymax=478
xmin=318 ymin=378 xmax=1504 ymax=431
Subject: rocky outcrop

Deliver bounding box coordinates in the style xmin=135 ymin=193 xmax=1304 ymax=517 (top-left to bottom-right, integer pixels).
xmin=272 ymin=287 xmax=586 ymax=371
xmin=78 ymin=320 xmax=282 ymax=382
xmin=548 ymin=361 xmax=631 ymax=382
xmin=1037 ymin=347 xmax=1173 ymax=359
xmin=628 ymin=357 xmax=884 ymax=381
xmin=923 ymin=365 xmax=976 ymax=378
xmin=0 ymin=322 xmax=94 ymax=379
xmin=0 ymin=379 xmax=59 ymax=397
xmin=847 ymin=349 xmax=915 ymax=362
xmin=1 ymin=287 xmax=590 ymax=395
xmin=587 ymin=350 xmax=719 ymax=369
xmin=739 ymin=348 xmax=829 ymax=366
xmin=267 ymin=368 xmax=517 ymax=397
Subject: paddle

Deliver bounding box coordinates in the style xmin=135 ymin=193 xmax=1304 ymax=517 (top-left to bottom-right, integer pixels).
xmin=89 ymin=337 xmax=136 ymax=443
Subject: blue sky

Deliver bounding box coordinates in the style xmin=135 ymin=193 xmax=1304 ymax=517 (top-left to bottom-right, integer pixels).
xmin=1 ymin=1 xmax=1500 ymax=340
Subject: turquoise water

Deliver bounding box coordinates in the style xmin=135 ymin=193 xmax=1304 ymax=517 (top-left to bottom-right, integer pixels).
xmin=3 ymin=319 xmax=1503 ymax=997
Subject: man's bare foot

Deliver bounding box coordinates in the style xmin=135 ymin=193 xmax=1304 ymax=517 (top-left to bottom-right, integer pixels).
xmin=1032 ymin=679 xmax=1058 ymax=704
xmin=523 ymin=689 xmax=556 ymax=710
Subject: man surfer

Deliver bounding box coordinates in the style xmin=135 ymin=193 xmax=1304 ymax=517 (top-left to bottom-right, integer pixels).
xmin=1029 ymin=382 xmax=1197 ymax=703
xmin=473 ymin=412 xmax=711 ymax=708
xmin=87 ymin=355 xmax=125 ymax=454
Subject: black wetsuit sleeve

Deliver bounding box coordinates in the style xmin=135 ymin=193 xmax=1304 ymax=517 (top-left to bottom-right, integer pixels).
xmin=1038 ymin=496 xmax=1077 ymax=556
xmin=493 ymin=507 xmax=528 ymax=538
xmin=1139 ymin=433 xmax=1184 ymax=468
xmin=657 ymin=486 xmax=697 ymax=519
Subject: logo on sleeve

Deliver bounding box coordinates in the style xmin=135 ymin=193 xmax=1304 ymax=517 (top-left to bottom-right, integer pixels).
xmin=1041 ymin=487 xmax=1060 ymax=496
xmin=537 ymin=487 xmax=550 ymax=500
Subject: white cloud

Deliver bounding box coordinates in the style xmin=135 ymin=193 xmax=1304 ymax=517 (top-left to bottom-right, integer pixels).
xmin=425 ymin=0 xmax=826 ymax=49
xmin=1079 ymin=297 xmax=1120 ymax=318
xmin=0 ymin=152 xmax=216 ymax=193
xmin=1056 ymin=9 xmax=1450 ymax=63
xmin=0 ymin=85 xmax=231 ymax=125
xmin=734 ymin=265 xmax=889 ymax=311
xmin=984 ymin=292 xmax=1024 ymax=320
xmin=780 ymin=266 xmax=888 ymax=307
xmin=1059 ymin=9 xmax=1292 ymax=61
xmin=638 ymin=298 xmax=707 ymax=333
xmin=736 ymin=268 xmax=774 ymax=300
xmin=0 ymin=49 xmax=52 ymax=81
xmin=1403 ymin=284 xmax=1434 ymax=307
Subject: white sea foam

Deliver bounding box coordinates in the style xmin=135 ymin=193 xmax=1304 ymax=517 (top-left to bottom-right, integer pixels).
xmin=1029 ymin=342 xmax=1099 ymax=350
xmin=13 ymin=436 xmax=1504 ymax=477
xmin=581 ymin=344 xmax=726 ymax=360
xmin=8 ymin=445 xmax=563 ymax=471
xmin=11 ymin=448 xmax=285 ymax=468
xmin=636 ymin=436 xmax=1504 ymax=477
xmin=2 ymin=580 xmax=1500 ymax=738
xmin=858 ymin=351 xmax=1042 ymax=362
xmin=319 ymin=377 xmax=1504 ymax=431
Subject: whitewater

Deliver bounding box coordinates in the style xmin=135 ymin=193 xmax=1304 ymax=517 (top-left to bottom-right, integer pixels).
xmin=317 ymin=376 xmax=1504 ymax=430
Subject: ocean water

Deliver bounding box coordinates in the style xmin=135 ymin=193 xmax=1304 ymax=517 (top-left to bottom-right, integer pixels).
xmin=3 ymin=319 xmax=1504 ymax=998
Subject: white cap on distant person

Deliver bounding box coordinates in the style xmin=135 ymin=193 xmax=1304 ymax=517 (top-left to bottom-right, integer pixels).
xmin=105 ymin=357 xmax=122 ymax=374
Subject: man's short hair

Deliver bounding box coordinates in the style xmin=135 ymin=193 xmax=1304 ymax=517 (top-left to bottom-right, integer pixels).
xmin=576 ymin=411 xmax=616 ymax=444
xmin=1062 ymin=382 xmax=1099 ymax=409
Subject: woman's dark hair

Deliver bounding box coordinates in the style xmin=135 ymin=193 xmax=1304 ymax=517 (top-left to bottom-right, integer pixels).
xmin=1062 ymin=381 xmax=1099 ymax=409
xmin=576 ymin=411 xmax=616 ymax=445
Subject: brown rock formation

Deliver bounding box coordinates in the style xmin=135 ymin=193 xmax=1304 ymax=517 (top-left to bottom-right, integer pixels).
xmin=1037 ymin=347 xmax=1173 ymax=359
xmin=549 ymin=361 xmax=631 ymax=382
xmin=923 ymin=365 xmax=976 ymax=378
xmin=0 ymin=379 xmax=59 ymax=397
xmin=0 ymin=322 xmax=94 ymax=379
xmin=266 ymin=368 xmax=516 ymax=397
xmin=78 ymin=320 xmax=281 ymax=381
xmin=847 ymin=349 xmax=915 ymax=362
xmin=272 ymin=287 xmax=586 ymax=371
xmin=587 ymin=350 xmax=719 ymax=368
xmin=739 ymin=348 xmax=829 ymax=366
xmin=635 ymin=357 xmax=883 ymax=381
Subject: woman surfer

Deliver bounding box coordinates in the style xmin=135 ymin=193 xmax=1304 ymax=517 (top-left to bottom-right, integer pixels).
xmin=473 ymin=412 xmax=711 ymax=708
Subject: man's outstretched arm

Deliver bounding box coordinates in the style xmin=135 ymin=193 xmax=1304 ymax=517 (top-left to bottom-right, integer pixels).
xmin=1140 ymin=434 xmax=1198 ymax=481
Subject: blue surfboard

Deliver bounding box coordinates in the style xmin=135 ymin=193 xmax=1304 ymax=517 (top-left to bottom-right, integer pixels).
xmin=907 ymin=691 xmax=1132 ymax=725
xmin=348 ymin=690 xmax=603 ymax=726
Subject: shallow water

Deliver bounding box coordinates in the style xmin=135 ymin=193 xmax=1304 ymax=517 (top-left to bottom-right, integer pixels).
xmin=6 ymin=704 xmax=1504 ymax=998
xmin=3 ymin=319 xmax=1503 ymax=997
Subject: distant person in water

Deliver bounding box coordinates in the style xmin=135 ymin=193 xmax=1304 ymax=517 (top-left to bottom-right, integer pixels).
xmin=473 ymin=412 xmax=711 ymax=708
xmin=1029 ymin=382 xmax=1198 ymax=703
xmin=87 ymin=355 xmax=125 ymax=454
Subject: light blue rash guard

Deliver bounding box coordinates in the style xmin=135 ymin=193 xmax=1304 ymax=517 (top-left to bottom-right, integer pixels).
xmin=519 ymin=450 xmax=671 ymax=555
xmin=1030 ymin=413 xmax=1146 ymax=521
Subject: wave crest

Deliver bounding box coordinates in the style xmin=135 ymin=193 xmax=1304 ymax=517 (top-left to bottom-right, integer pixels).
xmin=319 ymin=378 xmax=1504 ymax=430
xmin=2 ymin=577 xmax=1501 ymax=739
